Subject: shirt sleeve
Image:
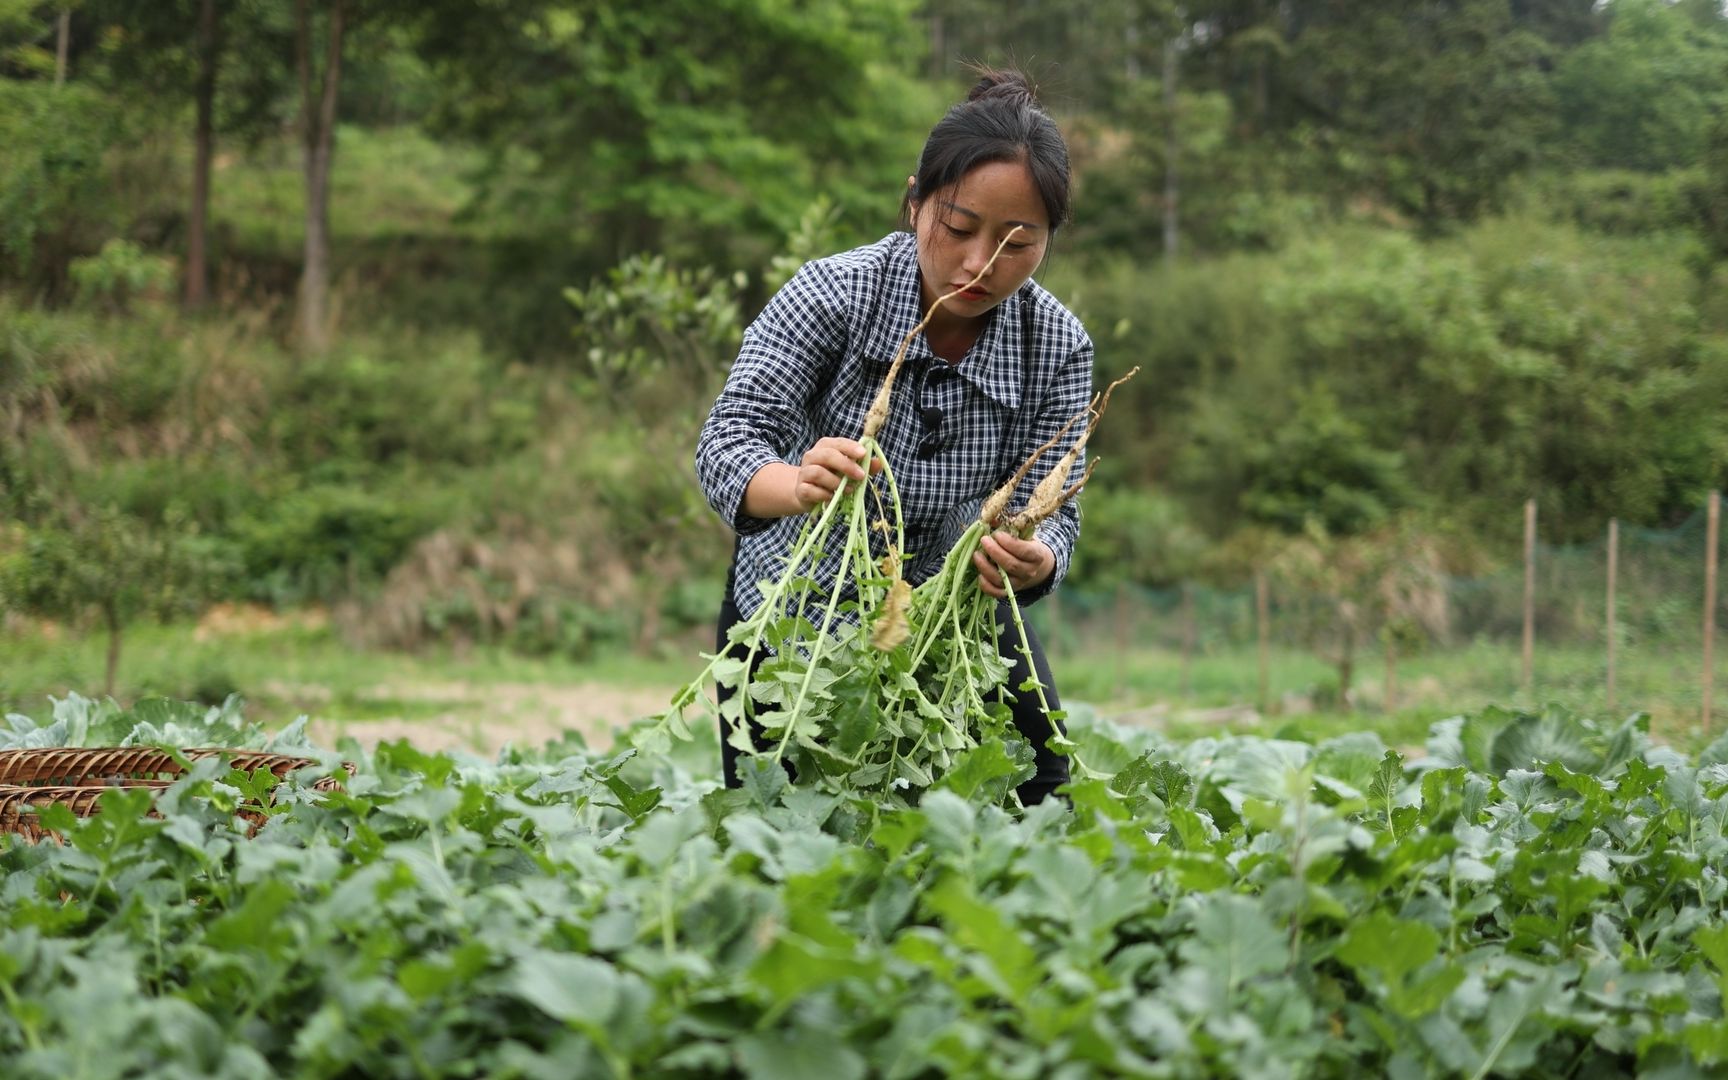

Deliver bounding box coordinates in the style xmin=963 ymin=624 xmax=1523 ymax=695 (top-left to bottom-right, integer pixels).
xmin=695 ymin=261 xmax=849 ymax=534
xmin=1017 ymin=335 xmax=1095 ymax=604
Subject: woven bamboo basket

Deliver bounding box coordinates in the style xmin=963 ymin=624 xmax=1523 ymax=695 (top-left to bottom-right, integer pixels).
xmin=0 ymin=783 xmax=183 ymax=845
xmin=0 ymin=747 xmax=354 ymax=845
xmin=0 ymin=746 xmax=352 ymax=789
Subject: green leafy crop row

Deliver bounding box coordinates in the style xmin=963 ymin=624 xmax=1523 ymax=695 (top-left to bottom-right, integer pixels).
xmin=1 ymin=696 xmax=1726 ymax=1077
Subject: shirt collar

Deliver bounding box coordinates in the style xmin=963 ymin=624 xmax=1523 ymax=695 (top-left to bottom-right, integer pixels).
xmin=859 ymin=233 xmax=1024 ymax=411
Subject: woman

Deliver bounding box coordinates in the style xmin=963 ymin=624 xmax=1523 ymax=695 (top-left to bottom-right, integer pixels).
xmin=695 ymin=68 xmax=1094 ymax=806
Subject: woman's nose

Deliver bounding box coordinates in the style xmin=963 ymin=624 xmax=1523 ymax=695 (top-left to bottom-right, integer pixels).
xmin=961 ymin=238 xmax=993 ymax=276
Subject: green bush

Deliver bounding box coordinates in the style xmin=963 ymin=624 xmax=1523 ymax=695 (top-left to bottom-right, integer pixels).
xmin=0 ymin=504 xmax=222 ymax=692
xmin=1067 ymin=480 xmax=1209 ymax=591
xmin=1238 ymin=384 xmax=1413 ymax=535
xmin=1512 ymin=168 xmax=1709 ymax=236
xmin=1551 ymin=0 xmax=1728 ymax=173
xmin=1043 ymin=248 xmax=1281 ymax=489
xmin=72 ymin=457 xmax=260 ymax=538
xmin=233 ymin=482 xmax=461 ymax=606
xmin=270 ymin=333 xmax=539 ymax=470
xmin=564 ymin=253 xmax=746 ymax=395
xmin=68 ymin=238 xmax=177 ymax=312
xmin=0 ymin=82 xmax=122 ymax=283
xmin=0 ymin=299 xmax=186 ymax=435
xmin=1056 ymin=216 xmax=1727 ymax=544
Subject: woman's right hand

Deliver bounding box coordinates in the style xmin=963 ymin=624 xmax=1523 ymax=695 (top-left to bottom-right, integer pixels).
xmin=792 ymin=437 xmax=879 ymax=512
xmin=743 ymin=436 xmax=882 ymax=519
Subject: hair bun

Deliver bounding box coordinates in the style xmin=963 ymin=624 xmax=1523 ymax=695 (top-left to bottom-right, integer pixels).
xmin=966 ymin=66 xmax=1038 ymax=109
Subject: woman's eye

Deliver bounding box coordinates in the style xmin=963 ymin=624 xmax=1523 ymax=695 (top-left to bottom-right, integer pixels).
xmin=940 ymin=220 xmax=1033 ymax=251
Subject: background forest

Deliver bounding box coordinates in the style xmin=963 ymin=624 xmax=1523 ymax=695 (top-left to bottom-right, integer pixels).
xmin=2 ymin=0 xmax=1727 ymax=736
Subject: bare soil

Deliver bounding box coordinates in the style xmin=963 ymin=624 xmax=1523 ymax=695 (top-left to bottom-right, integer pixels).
xmin=305 ymin=680 xmax=675 ymax=757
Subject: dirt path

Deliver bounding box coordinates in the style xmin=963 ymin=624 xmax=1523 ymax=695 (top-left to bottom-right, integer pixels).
xmin=304 ymin=680 xmax=676 ymax=757
xmin=296 ymin=680 xmax=1389 ymax=760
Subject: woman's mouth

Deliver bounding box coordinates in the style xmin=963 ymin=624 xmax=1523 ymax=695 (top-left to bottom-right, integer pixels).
xmin=958 ymin=286 xmax=989 ymax=300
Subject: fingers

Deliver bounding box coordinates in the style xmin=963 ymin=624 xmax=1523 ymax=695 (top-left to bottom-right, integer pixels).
xmin=810 ymin=437 xmax=883 ymax=476
xmin=980 ymin=532 xmax=1031 ymax=582
xmin=975 ymin=532 xmax=1054 ymax=597
xmin=795 ymin=462 xmax=850 ymax=509
xmin=972 ymin=547 xmax=1007 ymax=598
xmin=806 ymin=437 xmax=870 ymax=479
xmin=794 ymin=437 xmax=872 ymax=511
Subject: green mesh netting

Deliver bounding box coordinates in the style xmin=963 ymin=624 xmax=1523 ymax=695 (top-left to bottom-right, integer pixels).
xmin=1029 ymin=504 xmax=1724 ymax=728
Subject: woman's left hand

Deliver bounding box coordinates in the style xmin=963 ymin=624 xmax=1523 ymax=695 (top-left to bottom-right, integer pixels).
xmin=974 ymin=531 xmax=1055 ymax=599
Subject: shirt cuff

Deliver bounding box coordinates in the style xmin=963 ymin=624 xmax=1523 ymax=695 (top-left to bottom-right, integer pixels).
xmin=718 ymin=448 xmax=787 ymax=536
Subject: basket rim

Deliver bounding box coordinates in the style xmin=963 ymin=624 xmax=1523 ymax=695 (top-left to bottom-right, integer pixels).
xmin=0 ymin=750 xmax=352 ymax=844
xmin=0 ymin=746 xmax=354 ymax=787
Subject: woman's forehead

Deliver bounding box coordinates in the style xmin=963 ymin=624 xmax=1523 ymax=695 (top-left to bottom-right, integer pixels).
xmin=929 ymin=162 xmax=1050 ymax=228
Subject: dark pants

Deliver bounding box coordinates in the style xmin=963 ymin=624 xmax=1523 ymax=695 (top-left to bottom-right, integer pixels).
xmin=715 ymin=566 xmax=1070 ymax=805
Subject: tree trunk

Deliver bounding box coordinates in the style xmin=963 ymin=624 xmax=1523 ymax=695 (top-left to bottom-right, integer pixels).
xmin=1179 ymin=582 xmax=1194 ymax=698
xmin=635 ymin=580 xmax=664 ymax=655
xmin=1336 ymin=624 xmax=1355 ymax=712
xmin=186 ymin=0 xmax=220 ymax=309
xmin=297 ymin=0 xmax=345 ymax=353
xmin=1252 ymin=0 xmax=1269 ymax=128
xmin=1113 ymin=581 xmax=1131 ymax=694
xmin=54 ymin=9 xmax=69 ymax=87
xmin=928 ymin=12 xmax=944 ymax=81
xmin=1162 ymin=37 xmax=1179 ymax=264
xmin=1384 ymin=642 xmax=1398 ymax=713
xmin=1255 ymin=571 xmax=1269 ymax=714
xmin=103 ymin=600 xmax=122 ymax=698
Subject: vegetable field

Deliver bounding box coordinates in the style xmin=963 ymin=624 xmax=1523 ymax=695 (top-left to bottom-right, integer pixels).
xmin=3 ymin=695 xmax=1727 ymax=1077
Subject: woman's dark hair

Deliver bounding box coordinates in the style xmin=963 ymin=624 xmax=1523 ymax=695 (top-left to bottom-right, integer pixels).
xmin=900 ymin=67 xmax=1071 ymax=233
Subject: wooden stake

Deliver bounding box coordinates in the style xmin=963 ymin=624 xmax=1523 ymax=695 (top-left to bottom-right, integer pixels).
xmin=1606 ymin=518 xmax=1618 ymax=714
xmin=1113 ymin=582 xmax=1130 ymax=695
xmin=55 ymin=9 xmax=70 ymax=87
xmin=1523 ymin=499 xmax=1536 ymax=695
xmin=1256 ymin=570 xmax=1270 ymax=715
xmin=1180 ymin=582 xmax=1194 ymax=699
xmin=1384 ymin=639 xmax=1398 ymax=714
xmin=1162 ymin=37 xmax=1180 ymax=265
xmin=1706 ymin=491 xmax=1720 ymax=736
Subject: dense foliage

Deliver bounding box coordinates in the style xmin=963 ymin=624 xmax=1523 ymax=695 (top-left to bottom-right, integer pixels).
xmin=2 ymin=697 xmax=1727 ymax=1076
xmin=1 ymin=0 xmax=1726 ymax=665
xmin=5 ymin=7 xmax=1726 ymax=1069
xmin=1062 ymin=220 xmax=1728 ymax=543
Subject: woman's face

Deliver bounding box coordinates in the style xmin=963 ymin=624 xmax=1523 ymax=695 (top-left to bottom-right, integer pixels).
xmin=909 ymin=159 xmax=1050 ymax=325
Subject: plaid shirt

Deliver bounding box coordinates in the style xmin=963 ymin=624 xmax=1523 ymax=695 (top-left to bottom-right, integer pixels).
xmin=697 ymin=231 xmax=1095 ymax=619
